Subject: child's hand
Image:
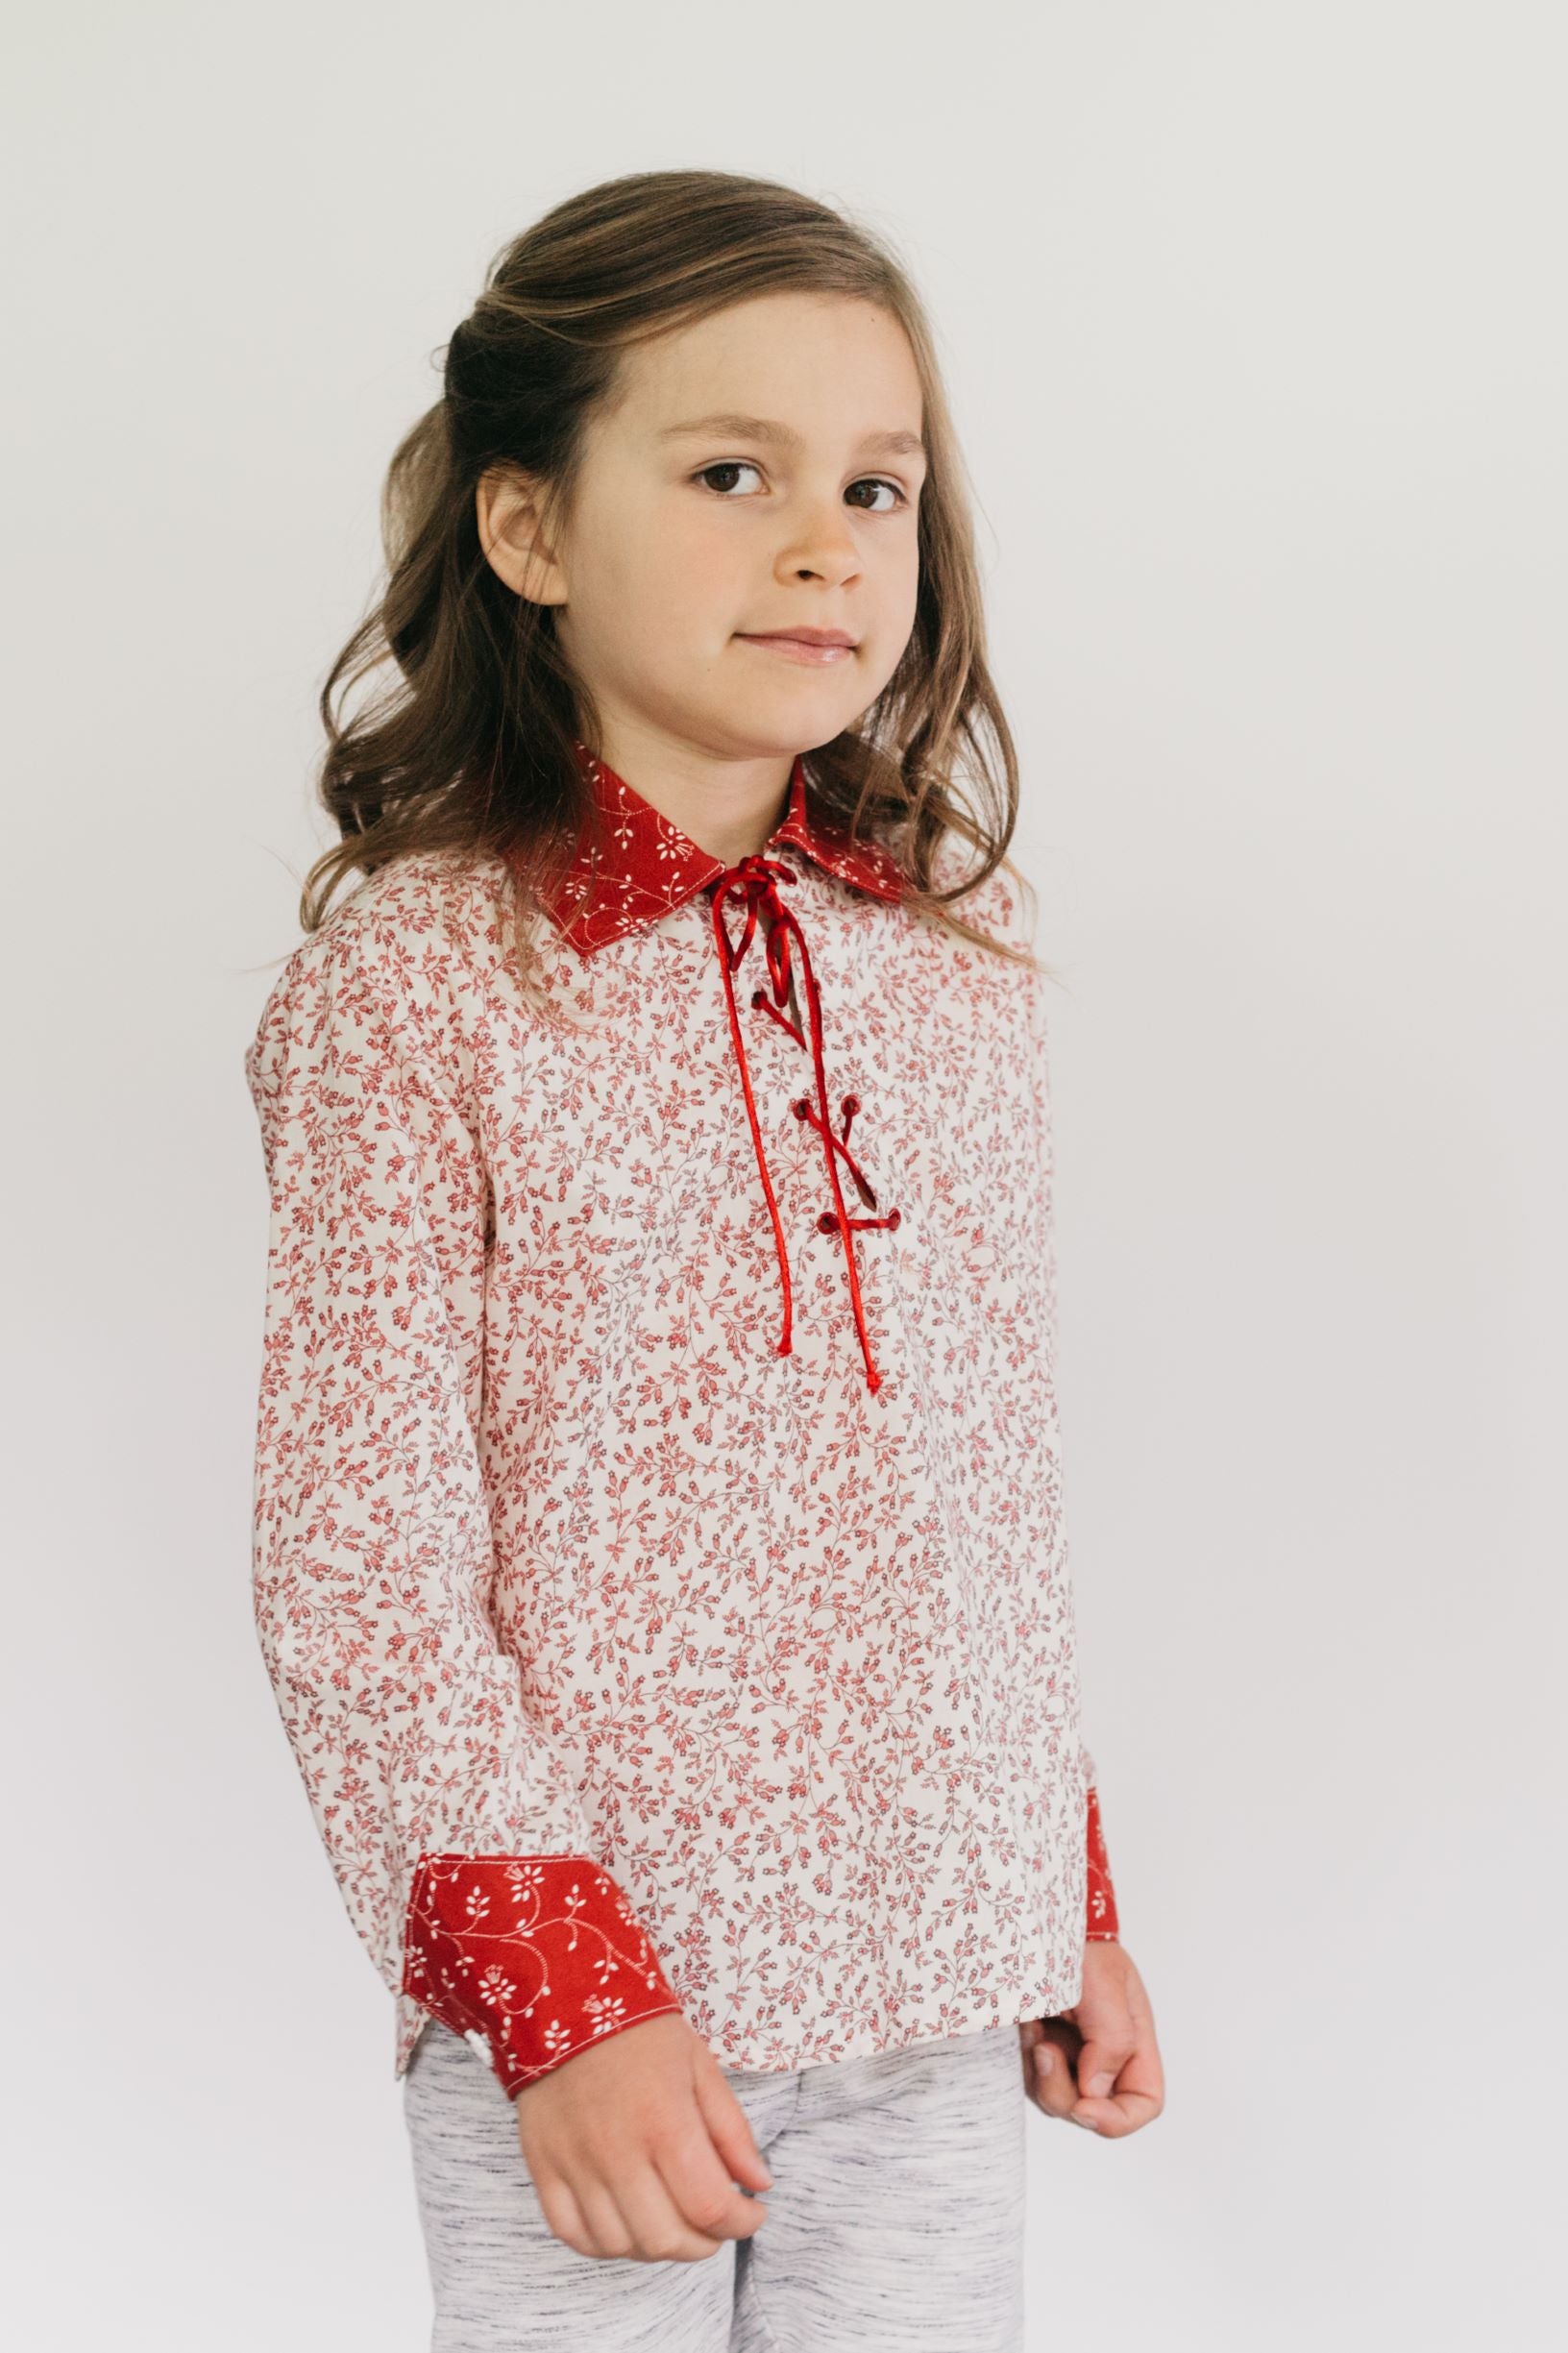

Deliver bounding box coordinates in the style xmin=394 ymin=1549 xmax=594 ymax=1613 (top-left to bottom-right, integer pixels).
xmin=1018 ymin=1940 xmax=1164 ymax=2139
xmin=512 ymin=2011 xmax=773 ymax=2261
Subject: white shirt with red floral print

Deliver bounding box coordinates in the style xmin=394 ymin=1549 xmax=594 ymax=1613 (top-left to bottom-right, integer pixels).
xmin=244 ymin=743 xmax=1121 ymax=2102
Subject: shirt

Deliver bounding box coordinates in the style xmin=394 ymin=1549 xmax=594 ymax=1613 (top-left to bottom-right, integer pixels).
xmin=244 ymin=740 xmax=1121 ymax=2102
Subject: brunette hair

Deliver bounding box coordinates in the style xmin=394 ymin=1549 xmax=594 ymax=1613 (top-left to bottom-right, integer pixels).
xmin=299 ymin=168 xmax=1046 ymax=981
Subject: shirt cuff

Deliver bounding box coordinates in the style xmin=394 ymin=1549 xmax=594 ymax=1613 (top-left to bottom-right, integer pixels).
xmin=401 ymin=1853 xmax=686 ymax=2096
xmin=1084 ymin=1783 xmax=1121 ymax=1941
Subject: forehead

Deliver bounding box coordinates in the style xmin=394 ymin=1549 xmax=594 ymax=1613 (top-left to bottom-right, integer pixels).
xmin=603 ymin=292 xmax=925 ymax=442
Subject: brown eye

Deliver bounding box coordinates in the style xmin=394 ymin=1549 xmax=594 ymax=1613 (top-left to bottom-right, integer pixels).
xmin=696 ymin=460 xmax=765 ymax=496
xmin=845 ymin=478 xmax=907 ymax=513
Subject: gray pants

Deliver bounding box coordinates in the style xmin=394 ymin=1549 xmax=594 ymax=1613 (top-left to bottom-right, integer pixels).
xmin=403 ymin=2016 xmax=1028 ymax=2350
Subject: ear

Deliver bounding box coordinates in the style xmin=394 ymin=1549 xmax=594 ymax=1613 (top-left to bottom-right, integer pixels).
xmin=476 ymin=466 xmax=568 ymax=607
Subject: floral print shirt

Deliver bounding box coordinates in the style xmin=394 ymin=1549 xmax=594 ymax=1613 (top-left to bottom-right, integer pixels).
xmin=243 ymin=743 xmax=1121 ymax=2101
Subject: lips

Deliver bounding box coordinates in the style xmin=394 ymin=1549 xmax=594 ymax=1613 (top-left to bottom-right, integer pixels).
xmin=739 ymin=628 xmax=858 ymax=648
xmin=737 ymin=629 xmax=858 ymax=665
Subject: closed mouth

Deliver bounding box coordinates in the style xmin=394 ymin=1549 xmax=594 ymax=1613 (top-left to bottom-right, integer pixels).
xmin=739 ymin=631 xmax=859 ymax=650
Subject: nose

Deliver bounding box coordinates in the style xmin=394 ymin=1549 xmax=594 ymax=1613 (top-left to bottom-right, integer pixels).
xmin=774 ymin=497 xmax=862 ymax=589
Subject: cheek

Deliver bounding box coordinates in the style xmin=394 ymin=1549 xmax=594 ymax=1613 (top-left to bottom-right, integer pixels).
xmin=859 ymin=547 xmax=921 ymax=673
xmin=570 ymin=549 xmax=696 ymax=681
xmin=878 ymin=526 xmax=922 ymax=615
xmin=659 ymin=504 xmax=751 ymax=611
xmin=612 ymin=506 xmax=746 ymax=651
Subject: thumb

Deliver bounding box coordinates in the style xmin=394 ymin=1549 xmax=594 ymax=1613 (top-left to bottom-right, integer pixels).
xmin=693 ymin=2053 xmax=774 ymax=2191
xmin=1074 ymin=2039 xmax=1122 ymax=2103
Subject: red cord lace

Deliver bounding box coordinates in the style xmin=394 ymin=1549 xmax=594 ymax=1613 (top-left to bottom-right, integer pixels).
xmin=708 ymin=852 xmax=900 ymax=1394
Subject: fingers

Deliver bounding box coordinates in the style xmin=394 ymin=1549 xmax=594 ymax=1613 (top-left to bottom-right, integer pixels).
xmin=693 ymin=2052 xmax=775 ymax=2195
xmin=595 ymin=2158 xmax=732 ymax=2264
xmin=516 ymin=2023 xmax=772 ymax=2264
xmin=648 ymin=2098 xmax=771 ymax=2251
xmin=1020 ymin=1948 xmax=1167 ymax=2140
xmin=534 ymin=2138 xmax=752 ymax=2265
xmin=1068 ymin=1954 xmax=1164 ymax=2135
xmin=1073 ymin=2086 xmax=1164 ymax=2139
xmin=1069 ymin=2031 xmax=1166 ymax=2139
xmin=1023 ymin=2026 xmax=1086 ymax=2123
xmin=564 ymin=2173 xmax=639 ymax=2260
xmin=1073 ymin=2033 xmax=1138 ymax=2107
xmin=531 ymin=2169 xmax=594 ymax=2256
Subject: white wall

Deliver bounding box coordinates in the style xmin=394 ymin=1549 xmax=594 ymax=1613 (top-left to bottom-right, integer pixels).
xmin=3 ymin=4 xmax=1561 ymax=2345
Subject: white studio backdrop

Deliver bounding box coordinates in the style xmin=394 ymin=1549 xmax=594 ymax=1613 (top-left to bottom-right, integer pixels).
xmin=2 ymin=5 xmax=1561 ymax=2347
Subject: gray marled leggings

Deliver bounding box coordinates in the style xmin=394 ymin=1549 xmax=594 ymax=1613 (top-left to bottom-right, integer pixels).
xmin=402 ymin=2016 xmax=1028 ymax=2350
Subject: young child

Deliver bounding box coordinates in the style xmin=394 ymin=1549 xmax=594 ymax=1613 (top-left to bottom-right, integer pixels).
xmin=245 ymin=167 xmax=1164 ymax=2351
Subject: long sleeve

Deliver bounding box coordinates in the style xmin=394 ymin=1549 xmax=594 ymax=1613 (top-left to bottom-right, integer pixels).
xmin=1010 ymin=881 xmax=1124 ymax=1952
xmin=244 ymin=922 xmax=684 ymax=2096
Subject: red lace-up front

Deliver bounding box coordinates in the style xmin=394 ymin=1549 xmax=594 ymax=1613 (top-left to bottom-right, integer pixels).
xmin=708 ymin=851 xmax=900 ymax=1394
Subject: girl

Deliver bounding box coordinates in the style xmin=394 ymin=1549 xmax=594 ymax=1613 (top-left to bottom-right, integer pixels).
xmin=245 ymin=167 xmax=1164 ymax=2351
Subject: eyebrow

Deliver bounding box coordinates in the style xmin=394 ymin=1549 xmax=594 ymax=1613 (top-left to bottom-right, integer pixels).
xmin=656 ymin=411 xmax=927 ymax=460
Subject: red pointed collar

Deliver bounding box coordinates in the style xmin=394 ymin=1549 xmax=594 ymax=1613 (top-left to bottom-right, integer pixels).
xmin=527 ymin=741 xmax=904 ymax=956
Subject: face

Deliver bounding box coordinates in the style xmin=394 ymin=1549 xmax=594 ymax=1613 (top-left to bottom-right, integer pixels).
xmin=478 ymin=290 xmax=928 ymax=766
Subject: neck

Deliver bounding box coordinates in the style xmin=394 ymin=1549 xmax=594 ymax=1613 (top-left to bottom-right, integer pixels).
xmin=580 ymin=723 xmax=796 ymax=866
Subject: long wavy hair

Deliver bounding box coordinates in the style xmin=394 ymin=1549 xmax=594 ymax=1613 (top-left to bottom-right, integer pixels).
xmin=297 ymin=168 xmax=1046 ymax=988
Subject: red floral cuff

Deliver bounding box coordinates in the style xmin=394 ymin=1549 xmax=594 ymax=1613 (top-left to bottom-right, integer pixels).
xmin=1084 ymin=1784 xmax=1121 ymax=1941
xmin=401 ymin=1853 xmax=686 ymax=2096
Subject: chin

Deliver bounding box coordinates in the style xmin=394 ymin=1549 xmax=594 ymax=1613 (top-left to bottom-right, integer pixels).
xmin=709 ymin=687 xmax=860 ymax=747
xmin=743 ymin=676 xmax=867 ymax=725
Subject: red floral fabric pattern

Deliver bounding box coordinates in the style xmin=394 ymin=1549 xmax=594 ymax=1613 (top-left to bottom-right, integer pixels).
xmin=245 ymin=744 xmax=1119 ymax=2095
xmin=402 ymin=1855 xmax=686 ymax=2096
xmin=539 ymin=745 xmax=1117 ymax=1944
xmin=538 ymin=744 xmax=906 ymax=955
xmin=1084 ymin=1782 xmax=1120 ymax=1941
